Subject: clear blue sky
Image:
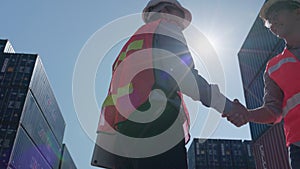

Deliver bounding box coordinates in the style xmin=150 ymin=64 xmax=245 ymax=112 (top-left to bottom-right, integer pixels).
xmin=1 ymin=1 xmax=265 ymax=168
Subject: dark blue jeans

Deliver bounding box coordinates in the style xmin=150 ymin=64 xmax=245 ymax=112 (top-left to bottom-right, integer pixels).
xmin=289 ymin=144 xmax=300 ymax=169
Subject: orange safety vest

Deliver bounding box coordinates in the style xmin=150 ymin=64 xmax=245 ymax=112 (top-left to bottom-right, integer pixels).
xmin=97 ymin=19 xmax=190 ymax=142
xmin=266 ymin=48 xmax=300 ymax=146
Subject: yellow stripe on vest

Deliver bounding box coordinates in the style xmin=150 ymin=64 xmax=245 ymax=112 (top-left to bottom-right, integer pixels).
xmin=126 ymin=40 xmax=144 ymax=52
xmin=114 ymin=40 xmax=144 ymax=70
xmin=102 ymin=95 xmax=116 ymax=107
xmin=102 ymin=83 xmax=133 ymax=107
xmin=117 ymin=83 xmax=133 ymax=98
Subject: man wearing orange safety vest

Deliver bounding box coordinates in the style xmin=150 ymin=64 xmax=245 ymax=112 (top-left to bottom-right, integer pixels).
xmin=222 ymin=0 xmax=300 ymax=168
xmin=92 ymin=0 xmax=237 ymax=169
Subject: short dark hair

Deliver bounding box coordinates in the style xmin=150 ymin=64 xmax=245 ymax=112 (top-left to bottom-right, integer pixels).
xmin=266 ymin=1 xmax=300 ymax=20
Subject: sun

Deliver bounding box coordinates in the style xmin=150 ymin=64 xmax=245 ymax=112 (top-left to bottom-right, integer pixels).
xmin=205 ymin=33 xmax=222 ymax=52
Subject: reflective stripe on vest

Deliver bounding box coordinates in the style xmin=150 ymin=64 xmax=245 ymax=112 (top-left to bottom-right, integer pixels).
xmin=283 ymin=92 xmax=300 ymax=117
xmin=102 ymin=83 xmax=133 ymax=107
xmin=105 ymin=40 xmax=144 ymax=108
xmin=113 ymin=40 xmax=144 ymax=70
xmin=268 ymin=57 xmax=298 ymax=76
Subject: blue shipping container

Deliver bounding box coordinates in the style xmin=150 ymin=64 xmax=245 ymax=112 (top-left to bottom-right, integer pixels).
xmin=29 ymin=57 xmax=65 ymax=144
xmin=21 ymin=91 xmax=61 ymax=169
xmin=0 ymin=128 xmax=17 ymax=168
xmin=0 ymin=53 xmax=65 ymax=145
xmin=8 ymin=126 xmax=52 ymax=169
xmin=0 ymin=87 xmax=28 ymax=126
xmin=59 ymin=144 xmax=77 ymax=169
xmin=0 ymin=53 xmax=36 ymax=87
xmin=187 ymin=138 xmax=255 ymax=169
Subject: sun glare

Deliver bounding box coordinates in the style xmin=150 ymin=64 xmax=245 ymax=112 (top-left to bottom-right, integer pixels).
xmin=205 ymin=34 xmax=221 ymax=52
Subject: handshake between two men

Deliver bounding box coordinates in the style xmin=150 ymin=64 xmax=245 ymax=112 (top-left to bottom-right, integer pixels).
xmin=222 ymin=99 xmax=251 ymax=127
xmin=221 ymin=99 xmax=279 ymax=127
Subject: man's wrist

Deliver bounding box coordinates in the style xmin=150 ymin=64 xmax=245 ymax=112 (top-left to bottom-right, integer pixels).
xmin=246 ymin=110 xmax=253 ymax=122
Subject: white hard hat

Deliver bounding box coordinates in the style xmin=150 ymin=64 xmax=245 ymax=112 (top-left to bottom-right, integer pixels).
xmin=142 ymin=0 xmax=192 ymax=29
xmin=259 ymin=0 xmax=300 ymax=19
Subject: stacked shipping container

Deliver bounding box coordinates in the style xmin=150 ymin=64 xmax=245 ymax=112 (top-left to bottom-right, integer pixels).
xmin=7 ymin=127 xmax=52 ymax=169
xmin=252 ymin=123 xmax=290 ymax=169
xmin=219 ymin=139 xmax=233 ymax=168
xmin=0 ymin=51 xmax=65 ymax=168
xmin=0 ymin=39 xmax=76 ymax=168
xmin=59 ymin=144 xmax=77 ymax=169
xmin=243 ymin=140 xmax=256 ymax=169
xmin=187 ymin=138 xmax=255 ymax=169
xmin=20 ymin=91 xmax=61 ymax=168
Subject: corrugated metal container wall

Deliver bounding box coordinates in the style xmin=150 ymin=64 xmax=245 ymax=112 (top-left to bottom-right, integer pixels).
xmin=8 ymin=126 xmax=52 ymax=169
xmin=237 ymin=14 xmax=285 ymax=141
xmin=219 ymin=139 xmax=233 ymax=169
xmin=29 ymin=57 xmax=66 ymax=144
xmin=0 ymin=88 xmax=62 ymax=168
xmin=195 ymin=139 xmax=209 ymax=168
xmin=59 ymin=144 xmax=77 ymax=169
xmin=187 ymin=140 xmax=196 ymax=169
xmin=0 ymin=49 xmax=66 ymax=168
xmin=243 ymin=140 xmax=256 ymax=169
xmin=188 ymin=138 xmax=256 ymax=169
xmin=20 ymin=91 xmax=61 ymax=169
xmin=0 ymin=53 xmax=37 ymax=88
xmin=252 ymin=123 xmax=289 ymax=169
xmin=0 ymin=53 xmax=66 ymax=145
xmin=206 ymin=139 xmax=221 ymax=168
xmin=0 ymin=128 xmax=17 ymax=168
xmin=0 ymin=87 xmax=28 ymax=129
xmin=0 ymin=87 xmax=27 ymax=168
xmin=231 ymin=140 xmax=248 ymax=169
xmin=238 ymin=16 xmax=281 ymax=88
xmin=0 ymin=39 xmax=65 ymax=169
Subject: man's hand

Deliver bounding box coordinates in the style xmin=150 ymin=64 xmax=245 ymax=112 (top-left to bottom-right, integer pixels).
xmin=222 ymin=99 xmax=249 ymax=127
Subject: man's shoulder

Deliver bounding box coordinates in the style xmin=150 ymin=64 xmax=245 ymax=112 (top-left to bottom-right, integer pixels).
xmin=266 ymin=50 xmax=286 ymax=66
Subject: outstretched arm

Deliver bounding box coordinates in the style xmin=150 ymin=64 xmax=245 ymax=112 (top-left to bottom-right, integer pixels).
xmin=153 ymin=30 xmax=234 ymax=114
xmin=222 ymin=100 xmax=278 ymax=127
xmin=222 ymin=72 xmax=283 ymax=127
